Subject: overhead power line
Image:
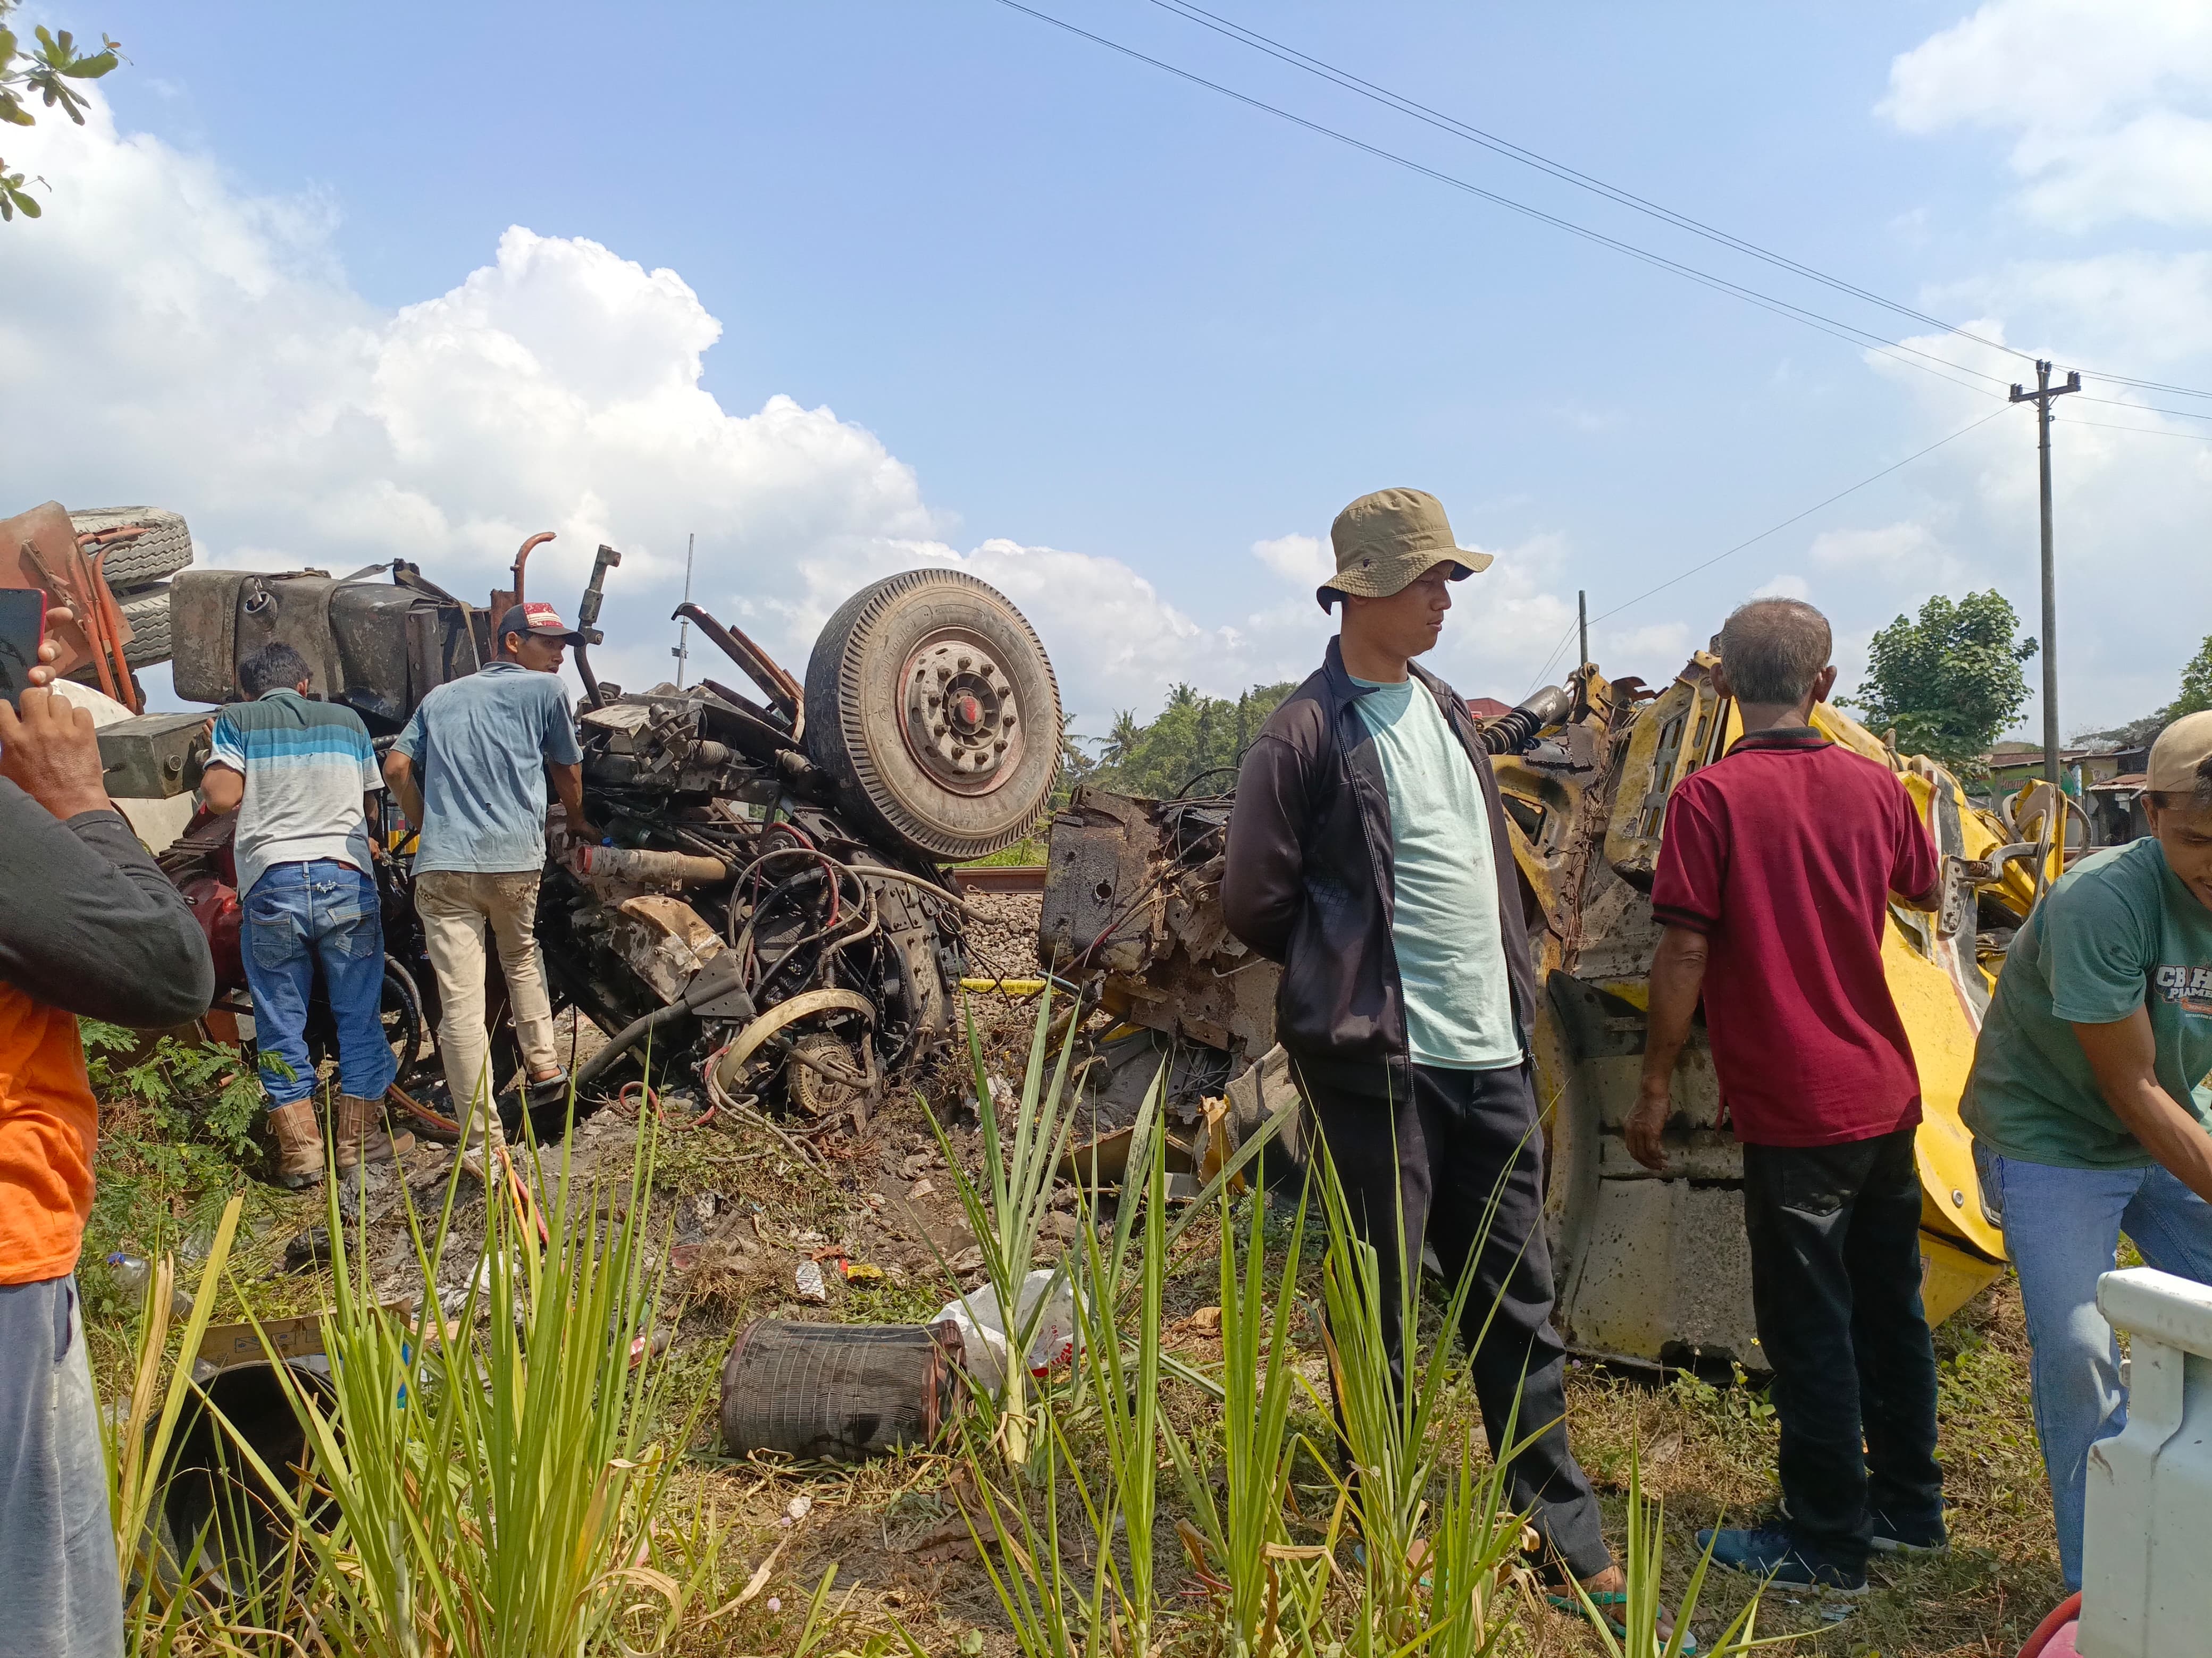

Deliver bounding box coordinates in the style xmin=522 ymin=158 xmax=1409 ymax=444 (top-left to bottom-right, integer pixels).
xmin=991 ymin=0 xmax=2025 ymax=403
xmin=1520 ymin=404 xmax=2017 ymax=693
xmin=997 ymin=0 xmax=2212 ymax=405
xmin=1140 ymin=0 xmax=2212 ymax=404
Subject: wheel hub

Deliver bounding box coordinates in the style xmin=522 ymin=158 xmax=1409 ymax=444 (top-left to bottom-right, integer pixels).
xmin=901 ymin=633 xmax=1025 ymax=795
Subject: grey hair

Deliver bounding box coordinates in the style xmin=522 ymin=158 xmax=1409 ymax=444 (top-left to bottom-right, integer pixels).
xmin=240 ymin=641 xmax=314 ymax=698
xmin=1718 ymin=598 xmax=1833 ymax=707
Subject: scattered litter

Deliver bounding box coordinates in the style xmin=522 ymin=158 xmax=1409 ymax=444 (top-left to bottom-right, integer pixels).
xmin=935 ymin=1268 xmax=1079 ymax=1388
xmin=280 ymin=1227 xmax=331 ymax=1275
xmin=693 ymin=1191 xmax=721 ymax=1225
xmin=105 ymin=1252 xmax=195 ymax=1319
xmin=794 ymin=1260 xmax=829 ymax=1303
xmin=669 ymin=1243 xmax=703 ymax=1273
xmin=721 ymin=1318 xmax=961 ymax=1462
xmin=839 ymin=1259 xmax=885 ymax=1283
xmin=786 ymin=1492 xmax=814 ymax=1522
xmin=908 ymin=1179 xmax=937 ymax=1200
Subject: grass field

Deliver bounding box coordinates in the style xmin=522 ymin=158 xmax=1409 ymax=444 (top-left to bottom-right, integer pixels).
xmin=83 ymin=1013 xmax=2067 ymax=1657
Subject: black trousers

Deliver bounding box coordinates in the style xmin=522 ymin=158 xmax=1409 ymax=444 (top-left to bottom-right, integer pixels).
xmin=1741 ymin=1129 xmax=1944 ymax=1564
xmin=1302 ymin=1061 xmax=1611 ymax=1579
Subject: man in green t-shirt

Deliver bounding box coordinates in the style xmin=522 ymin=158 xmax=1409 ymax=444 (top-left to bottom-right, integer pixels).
xmin=1961 ymin=710 xmax=2212 ymax=1590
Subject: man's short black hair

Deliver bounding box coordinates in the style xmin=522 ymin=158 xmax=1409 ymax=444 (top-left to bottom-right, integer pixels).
xmin=1717 ymin=598 xmax=1833 ymax=707
xmin=240 ymin=642 xmax=314 ymax=698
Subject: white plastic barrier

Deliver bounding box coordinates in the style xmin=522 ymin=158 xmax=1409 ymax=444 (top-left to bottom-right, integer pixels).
xmin=2079 ymin=1267 xmax=2212 ymax=1657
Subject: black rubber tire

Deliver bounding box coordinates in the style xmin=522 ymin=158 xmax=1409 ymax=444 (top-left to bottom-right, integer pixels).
xmin=119 ymin=584 xmax=171 ymax=667
xmin=69 ymin=506 xmax=194 ymax=590
xmin=803 ymin=569 xmax=1061 ymax=862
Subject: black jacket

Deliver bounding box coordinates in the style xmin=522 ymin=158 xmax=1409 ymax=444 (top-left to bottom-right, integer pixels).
xmin=1221 ymin=637 xmax=1538 ymax=1098
xmin=0 ymin=782 xmax=216 ymax=1028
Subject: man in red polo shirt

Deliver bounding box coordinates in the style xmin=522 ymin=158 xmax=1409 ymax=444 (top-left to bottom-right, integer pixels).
xmin=1627 ymin=596 xmax=1945 ymax=1593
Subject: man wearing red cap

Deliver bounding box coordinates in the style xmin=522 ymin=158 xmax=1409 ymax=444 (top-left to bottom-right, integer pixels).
xmin=385 ymin=602 xmax=600 ymax=1169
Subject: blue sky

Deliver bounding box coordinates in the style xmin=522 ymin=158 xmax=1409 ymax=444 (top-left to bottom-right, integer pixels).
xmin=5 ymin=0 xmax=2210 ymax=737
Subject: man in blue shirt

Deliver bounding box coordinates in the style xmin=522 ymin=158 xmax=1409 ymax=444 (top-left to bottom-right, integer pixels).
xmin=387 ymin=603 xmax=599 ymax=1167
xmin=204 ymin=641 xmax=412 ymax=1185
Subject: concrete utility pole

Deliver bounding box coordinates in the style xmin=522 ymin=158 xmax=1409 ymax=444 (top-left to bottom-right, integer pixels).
xmin=673 ymin=532 xmax=696 ymax=689
xmin=1578 ymin=589 xmax=1589 ymax=671
xmin=2009 ymin=359 xmax=2081 ymax=798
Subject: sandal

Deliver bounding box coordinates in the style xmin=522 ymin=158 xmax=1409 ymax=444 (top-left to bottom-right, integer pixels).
xmin=1545 ymin=1590 xmax=1699 ymax=1655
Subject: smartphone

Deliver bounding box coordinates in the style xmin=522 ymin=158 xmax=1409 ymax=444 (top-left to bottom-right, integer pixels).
xmin=0 ymin=589 xmax=47 ymax=711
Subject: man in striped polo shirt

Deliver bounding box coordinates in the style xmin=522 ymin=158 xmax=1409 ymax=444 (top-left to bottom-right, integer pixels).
xmin=203 ymin=642 xmax=413 ymax=1185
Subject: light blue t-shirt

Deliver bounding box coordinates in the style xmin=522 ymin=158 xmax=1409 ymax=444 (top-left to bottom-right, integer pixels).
xmin=392 ymin=662 xmax=583 ymax=876
xmin=1351 ymin=674 xmax=1520 ymax=1071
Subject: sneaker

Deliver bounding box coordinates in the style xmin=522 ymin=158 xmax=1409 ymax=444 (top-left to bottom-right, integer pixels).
xmin=1697 ymin=1525 xmax=1867 ymax=1593
xmin=1869 ymin=1509 xmax=1949 ymax=1555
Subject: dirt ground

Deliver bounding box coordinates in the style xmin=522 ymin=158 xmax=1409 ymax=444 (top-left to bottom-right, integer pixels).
xmin=83 ymin=888 xmax=2067 ymax=1657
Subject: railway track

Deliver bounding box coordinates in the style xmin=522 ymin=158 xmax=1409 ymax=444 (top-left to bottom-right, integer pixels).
xmin=952 ymin=863 xmax=1046 ymax=895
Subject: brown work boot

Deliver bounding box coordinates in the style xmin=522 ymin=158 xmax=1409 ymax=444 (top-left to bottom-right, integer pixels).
xmin=269 ymin=1101 xmax=324 ymax=1189
xmin=333 ymin=1093 xmax=417 ymax=1172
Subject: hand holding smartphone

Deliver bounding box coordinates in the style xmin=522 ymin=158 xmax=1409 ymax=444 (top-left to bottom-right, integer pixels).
xmin=0 ymin=589 xmax=45 ymax=711
xmin=0 ymin=597 xmax=112 ymax=822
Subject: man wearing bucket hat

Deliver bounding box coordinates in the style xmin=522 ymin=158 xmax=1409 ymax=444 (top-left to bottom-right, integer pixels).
xmin=1961 ymin=709 xmax=2212 ymax=1592
xmin=1224 ymin=489 xmax=1670 ymax=1642
xmin=386 ymin=601 xmax=601 ymax=1171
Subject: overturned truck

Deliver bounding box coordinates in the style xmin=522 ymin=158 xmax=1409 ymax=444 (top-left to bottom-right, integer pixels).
xmin=1041 ymin=658 xmax=2040 ymax=1371
xmin=121 ymin=542 xmax=1061 ymax=1140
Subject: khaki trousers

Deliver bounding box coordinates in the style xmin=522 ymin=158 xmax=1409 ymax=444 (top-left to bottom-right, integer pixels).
xmin=415 ymin=870 xmax=558 ymax=1150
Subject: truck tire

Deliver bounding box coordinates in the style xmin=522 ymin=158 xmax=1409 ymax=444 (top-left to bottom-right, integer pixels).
xmin=69 ymin=507 xmax=195 ymax=591
xmin=804 ymin=569 xmax=1061 ymax=862
xmin=120 ymin=584 xmax=172 ymax=667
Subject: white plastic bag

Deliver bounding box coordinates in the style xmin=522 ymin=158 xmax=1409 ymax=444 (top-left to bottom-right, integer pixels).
xmin=934 ymin=1267 xmax=1079 ymax=1389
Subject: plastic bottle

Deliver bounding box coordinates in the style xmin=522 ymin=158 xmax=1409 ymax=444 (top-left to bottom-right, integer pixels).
xmin=105 ymin=1252 xmax=197 ymax=1319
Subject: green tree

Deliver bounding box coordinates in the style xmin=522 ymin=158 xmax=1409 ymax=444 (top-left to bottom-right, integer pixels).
xmin=1 ymin=1 xmax=122 ymax=222
xmin=2172 ymin=634 xmax=2212 ymax=721
xmin=1841 ymin=590 xmax=2036 ymax=775
xmin=1085 ymin=680 xmax=1297 ymax=799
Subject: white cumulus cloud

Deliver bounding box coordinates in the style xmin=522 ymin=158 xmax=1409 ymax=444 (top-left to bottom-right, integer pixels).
xmin=1881 ymin=0 xmax=2212 ymax=230
xmin=0 ymin=92 xmax=1611 ymax=737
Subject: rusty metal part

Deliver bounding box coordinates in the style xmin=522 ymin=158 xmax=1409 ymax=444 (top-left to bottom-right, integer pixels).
xmin=897 ymin=632 xmax=1026 ymax=796
xmin=570 ymin=844 xmax=729 ymax=890
xmin=83 ymin=546 xmax=141 ymax=712
xmin=570 ymin=543 xmax=622 ymax=708
xmin=720 ymin=1317 xmax=960 ymax=1463
xmin=788 ymin=1030 xmax=876 ymax=1117
xmin=711 ymin=987 xmax=875 ymax=1086
xmin=672 ymin=601 xmax=802 ymax=727
xmin=490 ymin=529 xmax=554 ymax=618
xmin=608 ymin=894 xmax=727 ymax=1004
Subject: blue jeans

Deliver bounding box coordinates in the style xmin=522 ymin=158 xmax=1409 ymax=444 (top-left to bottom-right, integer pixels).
xmin=1992 ymin=1153 xmax=2212 ymax=1589
xmin=242 ymin=860 xmax=396 ymax=1107
xmin=0 ymin=1277 xmax=122 ymax=1658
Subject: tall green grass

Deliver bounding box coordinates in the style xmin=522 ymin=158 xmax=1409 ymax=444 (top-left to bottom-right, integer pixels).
xmin=102 ymin=1112 xmax=723 ymax=1655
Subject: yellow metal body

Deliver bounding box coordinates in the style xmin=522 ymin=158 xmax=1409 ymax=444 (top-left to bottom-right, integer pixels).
xmin=1496 ymin=654 xmax=2022 ymax=1363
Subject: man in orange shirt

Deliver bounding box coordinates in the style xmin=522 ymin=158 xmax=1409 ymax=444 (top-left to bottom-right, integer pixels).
xmin=1 ymin=617 xmax=214 ymax=1658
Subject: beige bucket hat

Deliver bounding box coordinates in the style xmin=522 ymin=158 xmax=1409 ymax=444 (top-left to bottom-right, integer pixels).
xmin=2149 ymin=709 xmax=2212 ymax=798
xmin=1317 ymin=487 xmax=1493 ymax=611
